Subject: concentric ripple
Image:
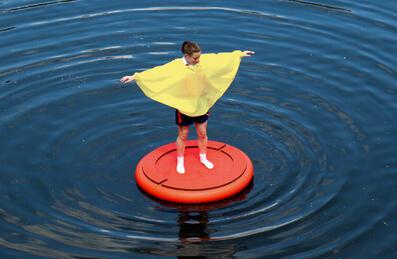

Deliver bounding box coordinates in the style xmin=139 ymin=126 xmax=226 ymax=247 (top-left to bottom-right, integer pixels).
xmin=1 ymin=1 xmax=396 ymax=258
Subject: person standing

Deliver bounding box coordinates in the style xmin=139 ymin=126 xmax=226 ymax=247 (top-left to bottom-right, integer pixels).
xmin=120 ymin=41 xmax=254 ymax=174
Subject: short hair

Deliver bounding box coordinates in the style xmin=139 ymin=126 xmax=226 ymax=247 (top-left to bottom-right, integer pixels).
xmin=181 ymin=41 xmax=201 ymax=56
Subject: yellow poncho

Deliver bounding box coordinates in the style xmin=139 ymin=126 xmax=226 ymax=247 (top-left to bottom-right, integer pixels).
xmin=134 ymin=50 xmax=244 ymax=116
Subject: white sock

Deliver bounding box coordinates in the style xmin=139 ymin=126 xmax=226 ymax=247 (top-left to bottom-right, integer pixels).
xmin=200 ymin=153 xmax=214 ymax=169
xmin=176 ymin=156 xmax=185 ymax=174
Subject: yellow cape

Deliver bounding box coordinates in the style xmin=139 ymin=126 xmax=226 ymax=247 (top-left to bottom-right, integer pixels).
xmin=134 ymin=50 xmax=244 ymax=116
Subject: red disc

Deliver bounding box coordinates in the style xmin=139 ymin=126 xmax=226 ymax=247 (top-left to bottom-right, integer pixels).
xmin=135 ymin=140 xmax=254 ymax=203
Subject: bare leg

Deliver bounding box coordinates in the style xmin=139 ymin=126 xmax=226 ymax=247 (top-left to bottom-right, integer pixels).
xmin=195 ymin=121 xmax=208 ymax=155
xmin=176 ymin=126 xmax=189 ymax=174
xmin=176 ymin=125 xmax=189 ymax=156
xmin=195 ymin=122 xmax=214 ymax=169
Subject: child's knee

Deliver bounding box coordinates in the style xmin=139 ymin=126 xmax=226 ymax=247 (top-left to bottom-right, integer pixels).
xmin=178 ymin=131 xmax=189 ymax=141
xmin=197 ymin=130 xmax=207 ymax=139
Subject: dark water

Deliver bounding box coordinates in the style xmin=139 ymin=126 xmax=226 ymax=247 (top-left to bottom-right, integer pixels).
xmin=1 ymin=0 xmax=396 ymax=258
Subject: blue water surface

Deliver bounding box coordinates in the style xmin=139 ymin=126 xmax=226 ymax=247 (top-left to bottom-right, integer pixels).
xmin=1 ymin=0 xmax=396 ymax=258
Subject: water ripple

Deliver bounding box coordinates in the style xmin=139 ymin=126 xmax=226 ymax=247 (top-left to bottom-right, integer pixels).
xmin=1 ymin=1 xmax=396 ymax=257
xmin=2 ymin=0 xmax=77 ymax=12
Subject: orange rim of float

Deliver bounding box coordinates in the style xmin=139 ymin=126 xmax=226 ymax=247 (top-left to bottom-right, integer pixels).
xmin=135 ymin=140 xmax=254 ymax=203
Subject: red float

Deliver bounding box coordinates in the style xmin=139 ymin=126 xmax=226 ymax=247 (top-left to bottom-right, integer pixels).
xmin=135 ymin=140 xmax=254 ymax=203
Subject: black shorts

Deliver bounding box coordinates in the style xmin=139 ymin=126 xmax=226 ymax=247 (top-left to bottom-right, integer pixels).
xmin=175 ymin=110 xmax=210 ymax=126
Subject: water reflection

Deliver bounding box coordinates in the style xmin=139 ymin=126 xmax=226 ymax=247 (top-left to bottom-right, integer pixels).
xmin=141 ymin=182 xmax=253 ymax=256
xmin=176 ymin=211 xmax=238 ymax=258
xmin=178 ymin=211 xmax=210 ymax=243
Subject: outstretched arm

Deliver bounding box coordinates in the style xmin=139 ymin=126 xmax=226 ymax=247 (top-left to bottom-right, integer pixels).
xmin=120 ymin=73 xmax=136 ymax=84
xmin=241 ymin=50 xmax=255 ymax=58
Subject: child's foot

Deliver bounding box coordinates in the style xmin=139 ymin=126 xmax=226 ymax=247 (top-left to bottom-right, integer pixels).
xmin=200 ymin=153 xmax=214 ymax=169
xmin=177 ymin=156 xmax=185 ymax=174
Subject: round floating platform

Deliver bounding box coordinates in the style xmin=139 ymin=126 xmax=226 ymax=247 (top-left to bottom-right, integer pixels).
xmin=135 ymin=140 xmax=254 ymax=203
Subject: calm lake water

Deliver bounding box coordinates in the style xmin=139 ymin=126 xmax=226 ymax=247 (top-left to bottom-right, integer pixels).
xmin=1 ymin=0 xmax=396 ymax=258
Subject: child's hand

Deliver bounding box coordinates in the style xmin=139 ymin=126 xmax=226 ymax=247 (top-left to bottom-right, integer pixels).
xmin=120 ymin=75 xmax=135 ymax=84
xmin=242 ymin=50 xmax=255 ymax=57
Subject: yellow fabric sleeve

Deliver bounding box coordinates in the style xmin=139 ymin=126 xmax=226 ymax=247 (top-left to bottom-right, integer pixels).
xmin=134 ymin=50 xmax=243 ymax=116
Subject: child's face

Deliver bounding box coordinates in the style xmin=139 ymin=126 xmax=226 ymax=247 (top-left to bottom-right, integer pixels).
xmin=185 ymin=52 xmax=201 ymax=65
